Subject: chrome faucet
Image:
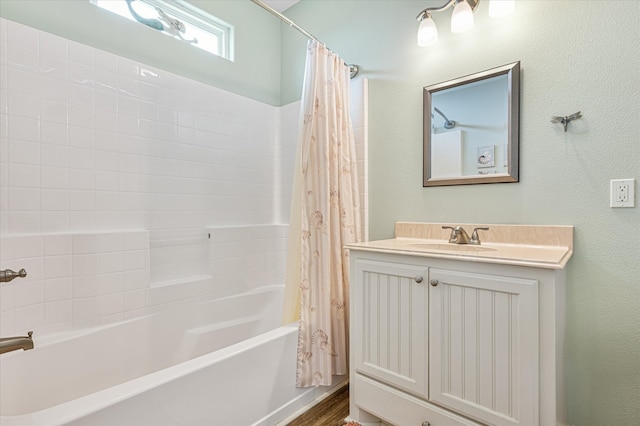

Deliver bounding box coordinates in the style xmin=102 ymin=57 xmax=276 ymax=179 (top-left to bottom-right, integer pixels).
xmin=0 ymin=331 xmax=34 ymax=355
xmin=442 ymin=226 xmax=490 ymax=245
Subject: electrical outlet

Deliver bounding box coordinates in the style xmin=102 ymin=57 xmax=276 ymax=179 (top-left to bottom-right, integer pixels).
xmin=610 ymin=179 xmax=635 ymax=208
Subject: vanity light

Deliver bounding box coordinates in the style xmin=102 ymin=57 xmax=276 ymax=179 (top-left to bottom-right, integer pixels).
xmin=416 ymin=0 xmax=514 ymax=46
xmin=450 ymin=0 xmax=474 ymax=33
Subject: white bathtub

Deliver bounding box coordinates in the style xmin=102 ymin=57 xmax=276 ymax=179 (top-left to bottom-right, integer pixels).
xmin=0 ymin=286 xmax=344 ymax=426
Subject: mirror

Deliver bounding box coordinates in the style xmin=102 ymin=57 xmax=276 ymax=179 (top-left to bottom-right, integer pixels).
xmin=423 ymin=62 xmax=520 ymax=186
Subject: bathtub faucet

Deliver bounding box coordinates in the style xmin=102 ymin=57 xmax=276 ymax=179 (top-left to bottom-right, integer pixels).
xmin=0 ymin=331 xmax=34 ymax=355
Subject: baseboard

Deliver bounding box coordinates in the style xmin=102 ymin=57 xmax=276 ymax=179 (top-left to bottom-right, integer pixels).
xmin=273 ymin=376 xmax=349 ymax=426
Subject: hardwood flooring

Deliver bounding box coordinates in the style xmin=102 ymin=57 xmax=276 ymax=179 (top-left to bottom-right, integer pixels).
xmin=286 ymin=385 xmax=350 ymax=426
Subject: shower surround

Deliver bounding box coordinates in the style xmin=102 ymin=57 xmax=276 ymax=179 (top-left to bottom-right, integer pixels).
xmin=0 ymin=16 xmax=367 ymax=346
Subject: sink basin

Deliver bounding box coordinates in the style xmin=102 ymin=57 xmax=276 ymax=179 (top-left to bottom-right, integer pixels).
xmin=407 ymin=243 xmax=497 ymax=252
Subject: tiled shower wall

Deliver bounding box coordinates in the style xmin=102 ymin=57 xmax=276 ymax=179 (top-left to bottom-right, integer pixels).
xmin=0 ymin=18 xmax=367 ymax=337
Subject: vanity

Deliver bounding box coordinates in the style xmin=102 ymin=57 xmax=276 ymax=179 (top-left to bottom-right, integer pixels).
xmin=346 ymin=222 xmax=573 ymax=426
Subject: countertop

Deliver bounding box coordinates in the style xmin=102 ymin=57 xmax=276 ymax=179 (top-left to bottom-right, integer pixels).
xmin=346 ymin=222 xmax=574 ymax=270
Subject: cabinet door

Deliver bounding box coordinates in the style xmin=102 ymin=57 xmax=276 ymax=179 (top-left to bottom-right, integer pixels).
xmin=429 ymin=269 xmax=539 ymax=426
xmin=352 ymin=258 xmax=429 ymax=397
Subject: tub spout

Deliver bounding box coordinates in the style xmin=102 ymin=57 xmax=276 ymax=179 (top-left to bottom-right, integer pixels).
xmin=0 ymin=331 xmax=34 ymax=354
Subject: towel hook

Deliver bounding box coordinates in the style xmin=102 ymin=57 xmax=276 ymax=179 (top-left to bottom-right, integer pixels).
xmin=551 ymin=111 xmax=582 ymax=132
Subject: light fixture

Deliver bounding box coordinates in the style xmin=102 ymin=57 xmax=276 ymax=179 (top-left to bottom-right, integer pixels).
xmin=416 ymin=0 xmax=514 ymax=46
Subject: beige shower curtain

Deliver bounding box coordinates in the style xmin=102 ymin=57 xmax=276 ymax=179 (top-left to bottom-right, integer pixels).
xmin=283 ymin=41 xmax=361 ymax=388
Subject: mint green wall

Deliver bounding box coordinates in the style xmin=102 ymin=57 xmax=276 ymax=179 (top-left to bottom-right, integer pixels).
xmin=282 ymin=1 xmax=640 ymax=425
xmin=0 ymin=0 xmax=283 ymax=105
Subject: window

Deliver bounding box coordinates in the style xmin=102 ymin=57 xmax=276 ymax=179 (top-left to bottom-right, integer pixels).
xmin=91 ymin=0 xmax=234 ymax=60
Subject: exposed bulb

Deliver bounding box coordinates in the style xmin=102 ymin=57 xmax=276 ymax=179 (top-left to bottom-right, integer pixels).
xmin=417 ymin=15 xmax=439 ymax=47
xmin=489 ymin=0 xmax=515 ymax=18
xmin=450 ymin=0 xmax=474 ymax=33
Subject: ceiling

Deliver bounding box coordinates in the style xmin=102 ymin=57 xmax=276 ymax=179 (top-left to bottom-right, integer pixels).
xmin=263 ymin=0 xmax=300 ymax=12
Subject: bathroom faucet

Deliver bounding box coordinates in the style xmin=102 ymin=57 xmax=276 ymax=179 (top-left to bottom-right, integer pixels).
xmin=442 ymin=226 xmax=490 ymax=245
xmin=0 ymin=331 xmax=34 ymax=355
xmin=0 ymin=268 xmax=27 ymax=283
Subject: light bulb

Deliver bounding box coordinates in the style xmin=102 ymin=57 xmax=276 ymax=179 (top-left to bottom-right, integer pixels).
xmin=450 ymin=0 xmax=474 ymax=33
xmin=417 ymin=15 xmax=439 ymax=47
xmin=489 ymin=0 xmax=515 ymax=18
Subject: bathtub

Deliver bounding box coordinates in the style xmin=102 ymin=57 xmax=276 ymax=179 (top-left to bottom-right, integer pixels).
xmin=0 ymin=286 xmax=345 ymax=426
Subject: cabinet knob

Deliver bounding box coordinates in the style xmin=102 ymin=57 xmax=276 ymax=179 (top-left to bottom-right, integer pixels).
xmin=429 ymin=279 xmax=439 ymax=287
xmin=414 ymin=276 xmax=423 ymax=283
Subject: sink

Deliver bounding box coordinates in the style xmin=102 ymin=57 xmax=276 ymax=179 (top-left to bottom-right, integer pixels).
xmin=407 ymin=243 xmax=497 ymax=252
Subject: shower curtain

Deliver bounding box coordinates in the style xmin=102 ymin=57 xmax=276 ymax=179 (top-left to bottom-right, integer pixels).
xmin=284 ymin=41 xmax=361 ymax=388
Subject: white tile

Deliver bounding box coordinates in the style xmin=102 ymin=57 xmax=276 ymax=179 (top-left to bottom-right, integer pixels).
xmin=72 ymin=275 xmax=98 ymax=298
xmin=99 ymin=292 xmax=123 ymax=316
xmin=7 ymin=91 xmax=39 ymax=119
xmin=68 ymin=211 xmax=95 ymax=230
xmin=72 ymin=253 xmax=97 ymax=275
xmin=95 ymin=171 xmax=119 ymax=191
xmin=7 ymin=43 xmax=40 ymax=72
xmin=123 ymin=269 xmax=148 ymax=290
xmin=8 ymin=163 xmax=40 ymax=188
xmin=95 ymin=69 xmax=118 ymax=93
xmin=98 ymin=252 xmax=123 ymax=274
xmin=44 ymin=277 xmax=72 ymax=301
xmin=14 ymin=303 xmax=44 ymax=332
xmin=44 ymin=255 xmax=72 ymax=279
xmin=123 ymin=289 xmax=146 ymax=312
xmin=94 ymin=50 xmax=117 ymax=73
xmin=41 ymin=144 xmax=69 ymax=167
xmin=68 ymin=83 xmax=94 ymax=108
xmin=43 ymin=234 xmax=72 ymax=256
xmin=68 ymin=125 xmax=94 ymax=149
xmin=7 ymin=116 xmax=39 ymax=143
xmin=97 ymin=232 xmax=123 ymax=252
xmin=72 ymin=296 xmax=99 ymax=321
xmin=72 ymin=233 xmax=97 ymax=253
xmin=40 ymin=100 xmax=68 ymax=125
xmin=69 ymin=147 xmax=95 ymax=170
xmin=7 ymin=20 xmax=38 ymax=50
xmin=98 ymin=270 xmax=123 ymax=294
xmin=39 ymin=32 xmax=67 ymax=58
xmin=118 ymin=75 xmax=138 ymax=97
xmin=7 ymin=67 xmax=39 ymax=97
xmin=69 ymin=62 xmax=94 ymax=89
xmin=8 ymin=187 xmax=40 ymax=211
xmin=39 ymin=53 xmax=67 ymax=80
xmin=13 ymin=279 xmax=44 ymax=307
xmin=123 ymin=231 xmax=149 ymax=250
xmin=13 ymin=234 xmax=43 ymax=259
xmin=40 ymin=121 xmax=68 ymax=145
xmin=7 ymin=211 xmax=40 ymax=233
xmin=69 ymin=168 xmax=94 ymax=190
xmin=68 ymin=40 xmax=93 ymax=66
xmin=94 ymin=90 xmax=117 ymax=112
xmin=69 ymin=190 xmax=95 ymax=210
xmin=39 ymin=74 xmax=67 ymax=102
xmin=45 ymin=299 xmax=72 ymax=324
xmin=67 ymin=104 xmax=93 ymax=128
xmin=96 ymin=191 xmax=119 ymax=211
xmin=123 ymin=249 xmax=147 ymax=271
xmin=118 ymin=95 xmax=138 ymax=117
xmin=117 ymin=57 xmax=139 ymax=79
xmin=41 ymin=166 xmax=69 ymax=189
xmin=40 ymin=211 xmax=69 ymax=233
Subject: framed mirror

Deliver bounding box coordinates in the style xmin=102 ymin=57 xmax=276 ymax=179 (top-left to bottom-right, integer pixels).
xmin=423 ymin=62 xmax=520 ymax=186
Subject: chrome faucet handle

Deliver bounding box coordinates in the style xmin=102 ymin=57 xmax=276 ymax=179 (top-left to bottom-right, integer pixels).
xmin=0 ymin=268 xmax=27 ymax=284
xmin=442 ymin=226 xmax=457 ymax=243
xmin=471 ymin=227 xmax=490 ymax=245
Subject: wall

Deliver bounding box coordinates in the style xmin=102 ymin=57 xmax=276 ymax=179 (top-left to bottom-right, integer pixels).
xmin=0 ymin=0 xmax=283 ymax=105
xmin=282 ymin=1 xmax=639 ymax=425
xmin=0 ymin=18 xmax=288 ymax=336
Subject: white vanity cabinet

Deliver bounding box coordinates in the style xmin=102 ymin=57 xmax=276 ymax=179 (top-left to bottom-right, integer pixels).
xmin=349 ymin=246 xmax=569 ymax=426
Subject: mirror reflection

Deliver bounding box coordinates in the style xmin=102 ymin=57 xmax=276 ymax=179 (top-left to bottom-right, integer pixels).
xmin=423 ymin=62 xmax=520 ymax=186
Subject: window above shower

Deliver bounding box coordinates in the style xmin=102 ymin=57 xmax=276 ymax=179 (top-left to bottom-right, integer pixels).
xmin=91 ymin=0 xmax=234 ymax=60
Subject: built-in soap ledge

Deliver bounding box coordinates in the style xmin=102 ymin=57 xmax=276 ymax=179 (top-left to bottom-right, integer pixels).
xmin=346 ymin=222 xmax=574 ymax=269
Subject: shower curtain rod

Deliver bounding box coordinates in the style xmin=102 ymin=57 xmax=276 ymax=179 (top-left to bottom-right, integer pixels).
xmin=250 ymin=0 xmax=359 ymax=78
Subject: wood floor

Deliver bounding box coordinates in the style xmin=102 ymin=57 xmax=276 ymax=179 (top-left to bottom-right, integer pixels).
xmin=286 ymin=385 xmax=350 ymax=426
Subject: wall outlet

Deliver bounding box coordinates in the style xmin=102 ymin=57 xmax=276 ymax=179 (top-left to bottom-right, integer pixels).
xmin=610 ymin=179 xmax=635 ymax=208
